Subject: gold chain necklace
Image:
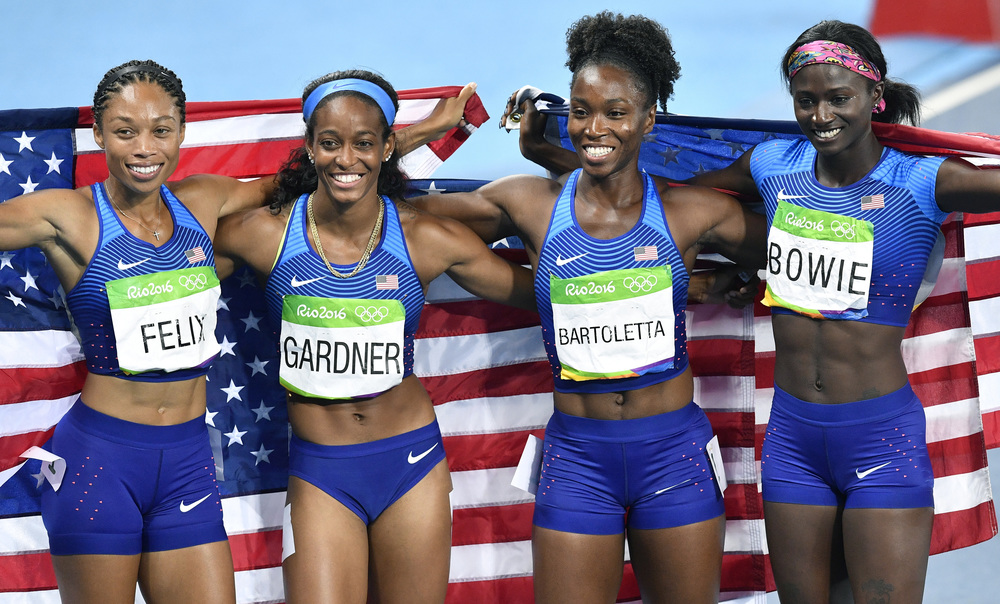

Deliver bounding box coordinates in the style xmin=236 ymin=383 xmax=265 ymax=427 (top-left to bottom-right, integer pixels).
xmin=307 ymin=192 xmax=384 ymax=279
xmin=105 ymin=180 xmax=162 ymax=241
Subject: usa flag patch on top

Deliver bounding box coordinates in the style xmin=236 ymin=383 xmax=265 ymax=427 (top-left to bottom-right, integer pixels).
xmin=634 ymin=246 xmax=658 ymax=261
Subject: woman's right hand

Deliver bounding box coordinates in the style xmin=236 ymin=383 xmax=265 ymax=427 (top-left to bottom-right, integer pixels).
xmin=500 ymin=87 xmax=580 ymax=176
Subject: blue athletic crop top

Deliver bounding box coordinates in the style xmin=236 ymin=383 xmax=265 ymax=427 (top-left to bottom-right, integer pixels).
xmin=534 ymin=170 xmax=690 ymax=394
xmin=265 ymin=195 xmax=425 ymax=389
xmin=750 ymin=139 xmax=948 ymax=327
xmin=65 ymin=183 xmax=217 ymax=381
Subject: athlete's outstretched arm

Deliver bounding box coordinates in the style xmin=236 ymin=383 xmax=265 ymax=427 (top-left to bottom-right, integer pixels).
xmin=935 ymin=157 xmax=1000 ymax=214
xmin=397 ymin=83 xmax=479 ymax=157
xmin=405 ymin=207 xmax=535 ymax=311
xmin=410 ymin=174 xmax=554 ymax=244
xmin=687 ymin=147 xmax=759 ymax=200
xmin=673 ymin=184 xmax=767 ymax=270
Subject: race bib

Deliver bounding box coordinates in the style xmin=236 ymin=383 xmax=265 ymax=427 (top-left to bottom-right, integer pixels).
xmin=106 ymin=267 xmax=221 ymax=374
xmin=765 ymin=201 xmax=874 ymax=319
xmin=550 ymin=267 xmax=674 ymax=381
xmin=279 ymin=295 xmax=405 ymax=399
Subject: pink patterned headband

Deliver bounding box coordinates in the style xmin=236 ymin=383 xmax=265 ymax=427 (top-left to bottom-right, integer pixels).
xmin=787 ymin=40 xmax=885 ymax=113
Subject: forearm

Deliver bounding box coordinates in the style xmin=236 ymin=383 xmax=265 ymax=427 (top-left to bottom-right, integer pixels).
xmin=521 ymin=134 xmax=579 ymax=177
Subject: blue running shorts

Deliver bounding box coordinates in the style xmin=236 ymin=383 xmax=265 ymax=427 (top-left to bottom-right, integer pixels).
xmin=288 ymin=420 xmax=446 ymax=524
xmin=533 ymin=402 xmax=725 ymax=535
xmin=761 ymin=383 xmax=934 ymax=509
xmin=41 ymin=400 xmax=227 ymax=556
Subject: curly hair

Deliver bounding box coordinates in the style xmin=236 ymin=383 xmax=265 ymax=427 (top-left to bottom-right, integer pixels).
xmin=92 ymin=60 xmax=186 ymax=129
xmin=781 ymin=20 xmax=921 ymax=126
xmin=565 ymin=11 xmax=681 ymax=112
xmin=270 ymin=69 xmax=406 ymax=213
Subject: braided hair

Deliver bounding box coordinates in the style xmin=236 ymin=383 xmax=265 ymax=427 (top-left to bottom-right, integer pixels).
xmin=92 ymin=60 xmax=186 ymax=128
xmin=565 ymin=11 xmax=681 ymax=112
xmin=270 ymin=69 xmax=406 ymax=213
xmin=781 ymin=20 xmax=921 ymax=126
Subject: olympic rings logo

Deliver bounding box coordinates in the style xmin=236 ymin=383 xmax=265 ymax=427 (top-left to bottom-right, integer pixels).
xmin=355 ymin=306 xmax=390 ymax=322
xmin=623 ymin=275 xmax=658 ymax=293
xmin=178 ymin=273 xmax=209 ymax=290
xmin=830 ymin=220 xmax=856 ymax=240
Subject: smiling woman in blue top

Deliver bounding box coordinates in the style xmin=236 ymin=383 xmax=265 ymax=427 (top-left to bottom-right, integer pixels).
xmin=414 ymin=12 xmax=766 ymax=604
xmin=213 ymin=69 xmax=536 ymax=604
xmin=0 ymin=59 xmax=474 ymax=604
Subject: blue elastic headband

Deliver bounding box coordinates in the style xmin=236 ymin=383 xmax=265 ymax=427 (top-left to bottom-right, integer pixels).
xmin=302 ymin=79 xmax=396 ymax=125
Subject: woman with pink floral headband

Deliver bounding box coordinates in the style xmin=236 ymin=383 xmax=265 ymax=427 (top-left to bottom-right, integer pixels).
xmin=510 ymin=18 xmax=1000 ymax=604
xmin=693 ymin=20 xmax=1000 ymax=603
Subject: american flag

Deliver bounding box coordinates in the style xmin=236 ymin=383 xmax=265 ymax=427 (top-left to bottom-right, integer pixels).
xmin=633 ymin=245 xmax=659 ymax=261
xmin=0 ymin=94 xmax=997 ymax=604
xmin=861 ymin=193 xmax=886 ymax=210
xmin=185 ymin=246 xmax=207 ymax=264
xmin=376 ymin=274 xmax=399 ymax=290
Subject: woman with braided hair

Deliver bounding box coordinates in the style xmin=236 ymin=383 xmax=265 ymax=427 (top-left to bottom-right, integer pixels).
xmin=0 ymin=59 xmax=471 ymax=603
xmin=414 ymin=12 xmax=766 ymax=603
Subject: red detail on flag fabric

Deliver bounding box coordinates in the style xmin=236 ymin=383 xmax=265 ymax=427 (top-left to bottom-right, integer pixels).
xmin=452 ymin=503 xmax=535 ymax=546
xmin=418 ymin=300 xmax=540 ymax=337
xmin=0 ymin=550 xmax=57 ymax=591
xmin=930 ymin=502 xmax=1000 ymax=554
xmin=870 ymin=0 xmax=1000 ymax=44
xmin=928 ymin=434 xmax=990 ymax=477
xmin=0 ymin=428 xmax=55 ymax=476
xmin=0 ymin=362 xmax=87 ymax=406
xmin=229 ymin=528 xmax=282 ymax=572
xmin=444 ymin=429 xmax=547 ymax=473
xmin=418 ymin=362 xmax=554 ymax=406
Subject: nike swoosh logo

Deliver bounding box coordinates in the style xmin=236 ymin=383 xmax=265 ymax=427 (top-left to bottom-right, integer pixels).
xmin=776 ymin=189 xmax=807 ymax=201
xmin=291 ymin=276 xmax=325 ymax=288
xmin=855 ymin=461 xmax=892 ymax=480
xmin=407 ymin=443 xmax=439 ymax=465
xmin=654 ymin=479 xmax=691 ymax=495
xmin=118 ymin=258 xmax=150 ymax=271
xmin=179 ymin=493 xmax=213 ymax=513
xmin=555 ymin=253 xmax=587 ymax=266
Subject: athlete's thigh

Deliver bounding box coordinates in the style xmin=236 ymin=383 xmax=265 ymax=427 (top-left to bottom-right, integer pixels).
xmin=764 ymin=501 xmax=843 ymax=604
xmin=841 ymin=506 xmax=933 ymax=604
xmin=50 ymin=553 xmax=141 ymax=604
xmin=137 ymin=540 xmax=235 ymax=604
xmin=367 ymin=460 xmax=452 ymax=604
xmin=532 ymin=525 xmax=626 ymax=604
xmin=282 ymin=475 xmax=370 ymax=604
xmin=626 ymin=514 xmax=725 ymax=604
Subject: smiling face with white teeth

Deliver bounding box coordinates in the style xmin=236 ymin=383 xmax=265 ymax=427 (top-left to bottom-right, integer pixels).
xmin=790 ymin=63 xmax=884 ymax=165
xmin=307 ymin=94 xmax=394 ymax=207
xmin=93 ymin=81 xmax=185 ymax=199
xmin=567 ymin=63 xmax=656 ymax=181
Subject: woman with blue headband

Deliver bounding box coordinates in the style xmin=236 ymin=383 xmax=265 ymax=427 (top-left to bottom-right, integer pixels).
xmin=0 ymin=59 xmax=474 ymax=603
xmin=214 ymin=69 xmax=536 ymax=604
xmin=510 ymin=18 xmax=1000 ymax=604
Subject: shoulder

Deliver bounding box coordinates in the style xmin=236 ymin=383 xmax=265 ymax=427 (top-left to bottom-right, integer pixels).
xmin=657 ymin=178 xmax=739 ymax=210
xmin=482 ymin=173 xmax=564 ymax=200
xmin=219 ymin=204 xmax=290 ymax=240
xmin=167 ymin=174 xmax=238 ymax=209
